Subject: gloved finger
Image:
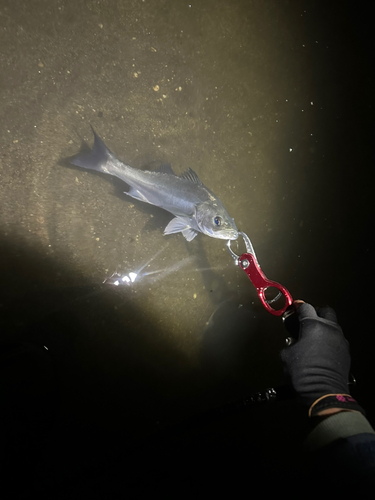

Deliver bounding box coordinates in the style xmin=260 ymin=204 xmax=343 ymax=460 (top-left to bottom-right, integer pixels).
xmin=316 ymin=306 xmax=338 ymax=324
xmin=293 ymin=300 xmax=305 ymax=309
xmin=280 ymin=346 xmax=290 ymax=364
xmin=296 ymin=302 xmax=318 ymax=321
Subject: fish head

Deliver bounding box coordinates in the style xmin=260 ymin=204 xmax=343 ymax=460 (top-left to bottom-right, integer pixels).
xmin=195 ymin=202 xmax=238 ymax=240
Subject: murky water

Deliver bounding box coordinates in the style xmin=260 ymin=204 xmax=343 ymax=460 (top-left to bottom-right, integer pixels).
xmin=1 ymin=0 xmax=374 ymax=493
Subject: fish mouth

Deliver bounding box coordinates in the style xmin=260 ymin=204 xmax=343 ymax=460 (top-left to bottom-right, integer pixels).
xmin=226 ymin=230 xmax=239 ymax=241
xmin=215 ymin=229 xmax=238 ymax=240
xmin=202 ymin=226 xmax=238 ymax=240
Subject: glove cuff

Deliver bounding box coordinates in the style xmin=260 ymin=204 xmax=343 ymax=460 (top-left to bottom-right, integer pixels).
xmin=308 ymin=394 xmax=366 ymax=417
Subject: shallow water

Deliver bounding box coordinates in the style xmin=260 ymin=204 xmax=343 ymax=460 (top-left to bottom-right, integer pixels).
xmin=0 ymin=0 xmax=374 ymax=493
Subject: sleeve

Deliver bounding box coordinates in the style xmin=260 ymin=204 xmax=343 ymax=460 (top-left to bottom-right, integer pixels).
xmin=301 ymin=412 xmax=375 ymax=493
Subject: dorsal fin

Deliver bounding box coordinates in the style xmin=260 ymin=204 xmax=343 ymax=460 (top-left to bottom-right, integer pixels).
xmin=180 ymin=167 xmax=204 ymax=186
xmin=154 ymin=163 xmax=176 ymax=175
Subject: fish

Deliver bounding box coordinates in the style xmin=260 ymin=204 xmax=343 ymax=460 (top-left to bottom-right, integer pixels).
xmin=70 ymin=127 xmax=238 ymax=242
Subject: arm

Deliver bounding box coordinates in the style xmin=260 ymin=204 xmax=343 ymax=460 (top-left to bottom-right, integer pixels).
xmin=281 ymin=302 xmax=375 ymax=491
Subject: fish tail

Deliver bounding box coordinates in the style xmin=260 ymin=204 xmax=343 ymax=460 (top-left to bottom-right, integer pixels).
xmin=70 ymin=126 xmax=114 ymax=172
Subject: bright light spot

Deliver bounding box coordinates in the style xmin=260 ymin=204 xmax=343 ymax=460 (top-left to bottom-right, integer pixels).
xmin=122 ymin=275 xmax=131 ymax=283
xmin=114 ymin=280 xmax=120 ymax=286
xmin=129 ymin=272 xmax=137 ymax=282
xmin=289 ymin=148 xmax=293 ymax=152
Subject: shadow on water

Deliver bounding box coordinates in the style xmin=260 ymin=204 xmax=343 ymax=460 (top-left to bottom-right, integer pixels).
xmin=0 ymin=226 xmax=306 ymax=497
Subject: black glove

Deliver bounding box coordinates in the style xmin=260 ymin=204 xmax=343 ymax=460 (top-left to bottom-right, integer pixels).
xmin=281 ymin=303 xmax=363 ymax=416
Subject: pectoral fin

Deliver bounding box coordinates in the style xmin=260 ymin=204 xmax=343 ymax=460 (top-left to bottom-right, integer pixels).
xmin=164 ymin=217 xmax=199 ymax=241
xmin=181 ymin=227 xmax=199 ymax=241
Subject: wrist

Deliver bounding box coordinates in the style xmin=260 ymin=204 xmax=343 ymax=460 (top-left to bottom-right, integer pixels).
xmin=309 ymin=406 xmax=363 ymax=431
xmin=309 ymin=394 xmax=365 ymax=418
xmin=316 ymin=407 xmax=353 ymax=416
xmin=309 ymin=407 xmax=353 ymax=430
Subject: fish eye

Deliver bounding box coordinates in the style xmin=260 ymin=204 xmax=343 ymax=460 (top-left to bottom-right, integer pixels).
xmin=214 ymin=216 xmax=222 ymax=226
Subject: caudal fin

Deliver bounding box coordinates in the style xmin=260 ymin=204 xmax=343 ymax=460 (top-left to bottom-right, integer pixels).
xmin=70 ymin=126 xmax=113 ymax=171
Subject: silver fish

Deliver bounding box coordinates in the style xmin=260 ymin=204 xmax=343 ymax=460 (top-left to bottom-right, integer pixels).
xmin=70 ymin=127 xmax=238 ymax=241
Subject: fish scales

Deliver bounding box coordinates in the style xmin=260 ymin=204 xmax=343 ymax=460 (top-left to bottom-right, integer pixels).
xmin=70 ymin=127 xmax=238 ymax=242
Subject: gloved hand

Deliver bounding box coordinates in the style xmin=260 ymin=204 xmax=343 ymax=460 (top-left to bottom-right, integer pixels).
xmin=280 ymin=302 xmax=361 ymax=415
